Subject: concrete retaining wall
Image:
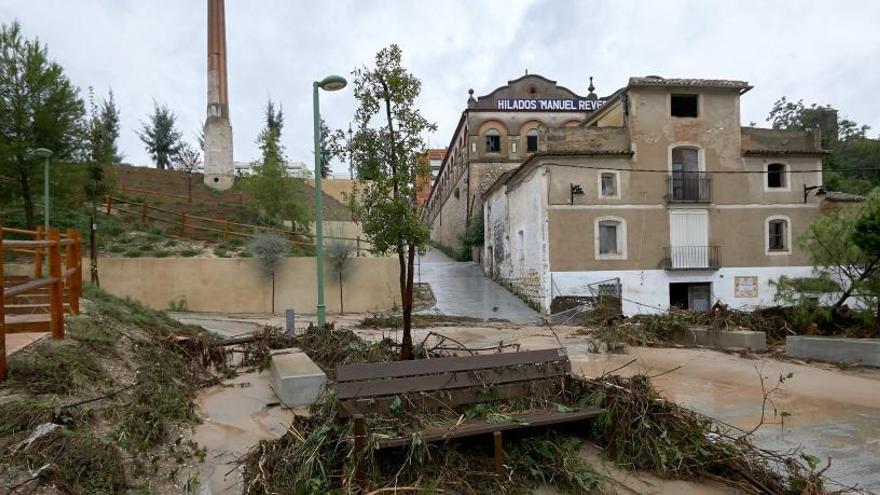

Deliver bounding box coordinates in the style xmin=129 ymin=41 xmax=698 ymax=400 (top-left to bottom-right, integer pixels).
xmin=786 ymin=336 xmax=880 ymax=367
xmin=8 ymin=256 xmax=401 ymax=314
xmin=673 ymin=326 xmax=767 ymax=351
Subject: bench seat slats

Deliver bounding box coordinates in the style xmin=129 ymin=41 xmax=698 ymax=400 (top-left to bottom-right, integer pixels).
xmin=375 ymin=407 xmax=604 ymax=448
xmin=336 ymin=348 xmax=567 ymax=382
xmin=337 ymin=361 xmax=570 ymax=400
xmin=338 ymin=378 xmax=563 ymax=418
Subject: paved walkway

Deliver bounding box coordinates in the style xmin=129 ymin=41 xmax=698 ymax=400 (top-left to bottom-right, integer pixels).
xmin=415 ymin=248 xmax=540 ymax=324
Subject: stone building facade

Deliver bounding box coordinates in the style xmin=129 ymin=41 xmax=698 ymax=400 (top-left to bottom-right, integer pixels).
xmin=483 ymin=76 xmax=829 ymax=315
xmin=422 ymin=74 xmax=607 ymax=253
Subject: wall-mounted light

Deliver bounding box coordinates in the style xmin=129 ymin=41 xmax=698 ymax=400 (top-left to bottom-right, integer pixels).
xmin=570 ymin=183 xmax=585 ymax=205
xmin=803 ymin=184 xmax=826 ymax=203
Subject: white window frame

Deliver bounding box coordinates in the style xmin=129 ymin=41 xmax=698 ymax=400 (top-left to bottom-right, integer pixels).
xmin=765 ymin=215 xmax=792 ymax=255
xmin=595 ymin=216 xmax=627 ymax=260
xmin=764 ymin=162 xmax=791 ymax=192
xmin=597 ymin=170 xmax=621 ymax=199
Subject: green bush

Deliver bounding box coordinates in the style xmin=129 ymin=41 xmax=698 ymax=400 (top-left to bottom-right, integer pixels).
xmin=180 ymin=249 xmax=200 ymax=257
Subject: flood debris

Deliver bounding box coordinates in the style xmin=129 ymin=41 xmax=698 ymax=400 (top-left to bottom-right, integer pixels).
xmin=240 ymin=328 xmax=844 ymax=494
xmin=0 ymin=285 xmax=231 ymax=493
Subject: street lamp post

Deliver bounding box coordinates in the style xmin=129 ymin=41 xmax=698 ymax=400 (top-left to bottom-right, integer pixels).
xmin=30 ymin=148 xmax=54 ymax=229
xmin=313 ymin=75 xmax=347 ymax=328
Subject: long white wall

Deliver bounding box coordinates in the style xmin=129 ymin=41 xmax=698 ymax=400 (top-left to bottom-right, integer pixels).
xmin=484 ymin=169 xmax=550 ymax=308
xmin=551 ymin=265 xmax=817 ymax=316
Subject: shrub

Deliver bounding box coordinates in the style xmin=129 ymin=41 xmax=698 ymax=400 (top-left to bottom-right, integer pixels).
xmin=248 ymin=233 xmax=289 ymax=277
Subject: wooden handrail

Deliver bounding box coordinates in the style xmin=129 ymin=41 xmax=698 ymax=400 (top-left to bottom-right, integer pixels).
xmin=4 ymin=277 xmax=59 ymax=298
xmin=1 ymin=227 xmax=83 ymax=381
xmin=102 ymin=195 xmax=370 ymax=246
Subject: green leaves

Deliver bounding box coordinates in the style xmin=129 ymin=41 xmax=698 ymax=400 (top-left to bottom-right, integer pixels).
xmin=137 ymin=100 xmax=182 ymax=170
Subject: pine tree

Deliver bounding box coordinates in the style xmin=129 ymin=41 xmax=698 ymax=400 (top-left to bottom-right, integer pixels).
xmin=137 ymin=100 xmax=182 ymax=170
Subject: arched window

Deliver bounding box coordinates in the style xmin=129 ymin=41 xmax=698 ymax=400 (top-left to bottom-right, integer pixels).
xmin=484 ymin=129 xmax=501 ymax=153
xmin=526 ymin=129 xmax=539 ymax=152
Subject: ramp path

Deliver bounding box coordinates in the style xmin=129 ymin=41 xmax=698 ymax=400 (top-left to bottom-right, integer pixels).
xmin=416 ymin=248 xmax=539 ymax=324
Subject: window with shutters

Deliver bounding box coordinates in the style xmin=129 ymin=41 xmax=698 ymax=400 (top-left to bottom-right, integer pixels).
xmin=766 ymin=216 xmax=791 ymax=254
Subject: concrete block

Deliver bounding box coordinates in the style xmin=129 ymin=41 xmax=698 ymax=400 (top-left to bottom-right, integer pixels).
xmin=269 ymin=348 xmax=327 ymax=407
xmin=785 ymin=336 xmax=880 ymax=367
xmin=673 ymin=326 xmax=767 ymax=351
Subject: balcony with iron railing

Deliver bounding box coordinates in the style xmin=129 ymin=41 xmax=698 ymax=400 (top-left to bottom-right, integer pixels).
xmin=662 ymin=246 xmax=721 ymax=270
xmin=666 ymin=172 xmax=712 ymax=203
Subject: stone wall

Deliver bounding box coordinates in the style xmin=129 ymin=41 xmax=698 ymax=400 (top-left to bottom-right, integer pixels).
xmin=8 ymin=257 xmax=402 ymax=314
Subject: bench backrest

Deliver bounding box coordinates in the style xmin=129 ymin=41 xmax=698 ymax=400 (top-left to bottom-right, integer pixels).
xmin=335 ymin=348 xmax=570 ymax=417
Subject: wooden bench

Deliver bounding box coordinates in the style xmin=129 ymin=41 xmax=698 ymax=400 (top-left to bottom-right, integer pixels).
xmin=335 ymin=348 xmax=603 ymax=489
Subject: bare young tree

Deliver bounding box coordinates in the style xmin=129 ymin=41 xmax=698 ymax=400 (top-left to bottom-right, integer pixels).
xmin=173 ymin=141 xmax=201 ymax=202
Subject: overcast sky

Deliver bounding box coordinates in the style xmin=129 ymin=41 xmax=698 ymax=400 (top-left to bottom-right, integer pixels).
xmin=3 ymin=0 xmax=879 ymax=174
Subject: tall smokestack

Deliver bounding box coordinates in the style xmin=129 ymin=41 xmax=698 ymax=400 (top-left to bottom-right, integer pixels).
xmin=204 ymin=0 xmax=234 ymax=190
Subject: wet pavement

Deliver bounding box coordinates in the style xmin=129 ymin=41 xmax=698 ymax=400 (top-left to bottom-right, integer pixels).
xmin=415 ymin=248 xmax=540 ymax=324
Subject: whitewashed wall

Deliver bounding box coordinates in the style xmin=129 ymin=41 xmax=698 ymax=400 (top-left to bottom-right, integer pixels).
xmin=551 ymin=265 xmax=817 ymax=316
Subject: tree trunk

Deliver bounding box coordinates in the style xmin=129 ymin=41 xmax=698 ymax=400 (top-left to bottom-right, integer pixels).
xmin=18 ymin=169 xmax=35 ymax=230
xmin=339 ymin=272 xmax=344 ymax=315
xmin=397 ymin=245 xmax=413 ymax=360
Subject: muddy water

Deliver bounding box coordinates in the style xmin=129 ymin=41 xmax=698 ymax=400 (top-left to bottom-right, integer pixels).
xmin=192 ymin=372 xmax=298 ymax=494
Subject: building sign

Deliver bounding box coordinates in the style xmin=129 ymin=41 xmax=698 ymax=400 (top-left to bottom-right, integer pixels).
xmin=734 ymin=276 xmax=759 ymax=298
xmin=496 ymin=98 xmax=605 ymax=111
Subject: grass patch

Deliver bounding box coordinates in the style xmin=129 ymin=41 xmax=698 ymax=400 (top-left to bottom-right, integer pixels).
xmin=180 ymin=249 xmax=200 ymax=257
xmin=164 ymin=239 xmax=178 ymax=248
xmin=0 ymin=398 xmax=54 ymax=451
xmin=123 ymin=249 xmax=142 ymax=258
xmin=6 ymin=340 xmax=110 ymax=395
xmin=25 ymin=429 xmax=126 ymax=494
xmin=67 ymin=316 xmax=119 ymax=351
xmin=237 ymin=251 xmax=253 ymax=258
xmin=114 ymin=344 xmax=198 ymax=451
xmin=150 ymin=249 xmax=171 ymax=258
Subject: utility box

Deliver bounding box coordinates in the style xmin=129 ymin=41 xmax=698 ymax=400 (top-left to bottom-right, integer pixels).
xmin=269 ymin=348 xmax=327 ymax=407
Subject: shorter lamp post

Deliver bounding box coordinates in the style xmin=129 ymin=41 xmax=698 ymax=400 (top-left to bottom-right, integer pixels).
xmin=30 ymin=148 xmax=54 ymax=229
xmin=803 ymin=184 xmax=826 ymax=203
xmin=312 ymin=75 xmax=347 ymax=328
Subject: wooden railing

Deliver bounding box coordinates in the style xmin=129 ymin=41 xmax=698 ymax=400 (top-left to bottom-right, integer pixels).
xmin=1 ymin=227 xmax=83 ymax=382
xmin=102 ymin=195 xmax=372 ymax=254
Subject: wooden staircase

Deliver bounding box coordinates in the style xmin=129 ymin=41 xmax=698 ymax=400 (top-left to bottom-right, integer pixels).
xmin=1 ymin=227 xmax=83 ymax=381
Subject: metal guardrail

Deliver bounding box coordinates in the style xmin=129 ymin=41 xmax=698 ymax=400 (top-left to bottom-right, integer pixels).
xmin=663 ymin=246 xmax=720 ymax=270
xmin=666 ymin=172 xmax=712 ymax=203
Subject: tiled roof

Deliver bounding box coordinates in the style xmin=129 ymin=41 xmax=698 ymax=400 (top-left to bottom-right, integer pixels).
xmin=824 ymin=191 xmax=865 ymax=203
xmin=629 ymin=76 xmax=751 ymax=91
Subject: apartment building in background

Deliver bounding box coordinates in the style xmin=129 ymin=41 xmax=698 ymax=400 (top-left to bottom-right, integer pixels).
xmin=482 ymin=76 xmax=827 ymax=316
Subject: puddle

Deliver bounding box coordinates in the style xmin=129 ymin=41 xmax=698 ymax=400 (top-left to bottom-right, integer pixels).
xmin=191 ymin=371 xmax=297 ymax=494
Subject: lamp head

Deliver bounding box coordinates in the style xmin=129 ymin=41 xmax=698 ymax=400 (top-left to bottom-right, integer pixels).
xmin=317 ymin=75 xmax=347 ymax=92
xmin=30 ymin=148 xmax=53 ymax=159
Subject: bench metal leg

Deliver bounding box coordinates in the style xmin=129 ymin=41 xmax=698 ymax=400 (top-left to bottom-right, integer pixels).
xmin=494 ymin=431 xmax=503 ymax=480
xmin=354 ymin=414 xmax=367 ymax=491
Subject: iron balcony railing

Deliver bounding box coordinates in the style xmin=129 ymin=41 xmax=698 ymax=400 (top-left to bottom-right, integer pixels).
xmin=663 ymin=246 xmax=721 ymax=270
xmin=667 ymin=172 xmax=712 ymax=202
